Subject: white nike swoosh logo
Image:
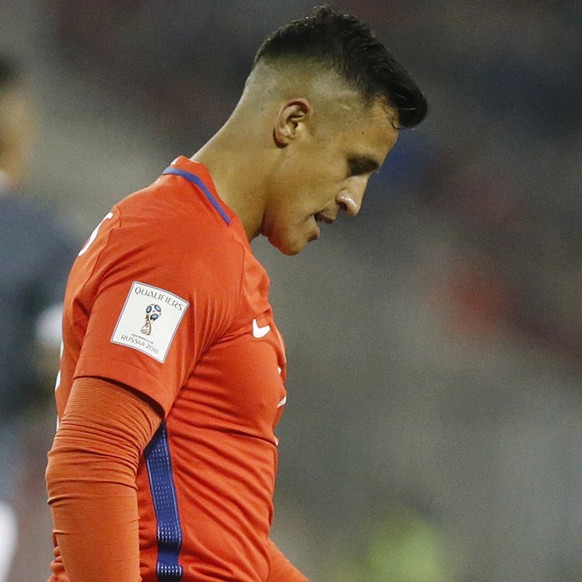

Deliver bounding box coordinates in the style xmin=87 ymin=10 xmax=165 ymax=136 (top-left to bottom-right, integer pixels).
xmin=277 ymin=396 xmax=287 ymax=408
xmin=252 ymin=319 xmax=271 ymax=339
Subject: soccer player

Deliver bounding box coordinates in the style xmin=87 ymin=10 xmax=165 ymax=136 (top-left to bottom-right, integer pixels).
xmin=45 ymin=6 xmax=427 ymax=581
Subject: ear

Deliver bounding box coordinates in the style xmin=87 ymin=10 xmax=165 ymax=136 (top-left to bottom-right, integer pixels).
xmin=273 ymin=98 xmax=312 ymax=147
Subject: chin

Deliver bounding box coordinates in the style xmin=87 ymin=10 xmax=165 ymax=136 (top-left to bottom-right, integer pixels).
xmin=275 ymin=242 xmax=303 ymax=256
xmin=267 ymin=233 xmax=305 ymax=256
xmin=281 ymin=246 xmax=302 ymax=256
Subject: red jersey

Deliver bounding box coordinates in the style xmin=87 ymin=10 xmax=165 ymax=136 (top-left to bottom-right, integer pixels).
xmin=51 ymin=157 xmax=288 ymax=581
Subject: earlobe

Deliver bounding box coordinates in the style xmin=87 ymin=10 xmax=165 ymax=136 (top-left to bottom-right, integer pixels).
xmin=273 ymin=99 xmax=311 ymax=147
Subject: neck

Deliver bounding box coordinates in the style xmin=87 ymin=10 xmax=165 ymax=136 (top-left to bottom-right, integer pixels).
xmin=191 ymin=115 xmax=270 ymax=242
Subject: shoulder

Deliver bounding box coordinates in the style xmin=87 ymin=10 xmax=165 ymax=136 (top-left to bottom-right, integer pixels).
xmin=119 ymin=177 xmax=243 ymax=258
xmin=99 ymin=178 xmax=247 ymax=301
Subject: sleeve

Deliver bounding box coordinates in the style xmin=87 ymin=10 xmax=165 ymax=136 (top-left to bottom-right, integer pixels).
xmin=46 ymin=376 xmax=163 ymax=582
xmin=266 ymin=539 xmax=309 ymax=582
xmin=71 ymin=206 xmax=243 ymax=414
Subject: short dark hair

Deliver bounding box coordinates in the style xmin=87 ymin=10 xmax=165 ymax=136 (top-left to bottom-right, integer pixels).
xmin=253 ymin=5 xmax=428 ymax=129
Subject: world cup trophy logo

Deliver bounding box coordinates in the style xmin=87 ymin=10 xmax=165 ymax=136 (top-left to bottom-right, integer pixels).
xmin=141 ymin=304 xmax=162 ymax=335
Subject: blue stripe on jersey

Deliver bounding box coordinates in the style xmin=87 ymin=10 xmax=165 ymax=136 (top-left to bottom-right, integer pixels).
xmin=162 ymin=166 xmax=231 ymax=225
xmin=145 ymin=421 xmax=184 ymax=581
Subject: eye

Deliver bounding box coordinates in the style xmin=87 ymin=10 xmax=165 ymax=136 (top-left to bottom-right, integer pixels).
xmin=348 ymin=161 xmax=368 ymax=177
xmin=347 ymin=156 xmax=380 ymax=178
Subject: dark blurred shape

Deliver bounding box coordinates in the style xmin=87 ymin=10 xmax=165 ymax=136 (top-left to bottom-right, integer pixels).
xmin=0 ymin=54 xmax=78 ymax=581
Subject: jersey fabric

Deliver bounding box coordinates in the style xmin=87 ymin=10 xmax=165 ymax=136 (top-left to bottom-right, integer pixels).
xmin=50 ymin=157 xmax=288 ymax=581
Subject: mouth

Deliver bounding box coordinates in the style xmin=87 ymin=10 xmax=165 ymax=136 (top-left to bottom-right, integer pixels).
xmin=314 ymin=211 xmax=335 ymax=225
xmin=311 ymin=212 xmax=335 ymax=242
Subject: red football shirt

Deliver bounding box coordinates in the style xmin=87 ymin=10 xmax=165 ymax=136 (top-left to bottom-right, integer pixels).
xmin=51 ymin=157 xmax=288 ymax=581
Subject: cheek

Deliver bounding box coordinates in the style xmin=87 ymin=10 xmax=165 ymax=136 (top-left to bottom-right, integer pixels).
xmin=274 ymin=183 xmax=313 ymax=218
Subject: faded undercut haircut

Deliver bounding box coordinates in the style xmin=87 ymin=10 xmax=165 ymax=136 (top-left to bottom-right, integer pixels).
xmin=253 ymin=5 xmax=428 ymax=129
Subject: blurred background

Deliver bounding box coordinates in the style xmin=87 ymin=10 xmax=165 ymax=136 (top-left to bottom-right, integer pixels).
xmin=1 ymin=1 xmax=581 ymax=580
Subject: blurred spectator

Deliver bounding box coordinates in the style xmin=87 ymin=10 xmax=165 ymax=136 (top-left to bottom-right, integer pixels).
xmin=0 ymin=55 xmax=77 ymax=581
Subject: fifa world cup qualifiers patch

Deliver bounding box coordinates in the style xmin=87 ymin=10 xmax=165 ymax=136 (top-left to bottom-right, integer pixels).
xmin=111 ymin=281 xmax=189 ymax=363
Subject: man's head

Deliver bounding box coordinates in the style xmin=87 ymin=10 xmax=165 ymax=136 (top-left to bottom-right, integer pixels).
xmin=196 ymin=6 xmax=427 ymax=255
xmin=0 ymin=56 xmax=36 ymax=190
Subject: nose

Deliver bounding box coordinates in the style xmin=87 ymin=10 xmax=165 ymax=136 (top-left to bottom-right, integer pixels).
xmin=336 ymin=180 xmax=366 ymax=217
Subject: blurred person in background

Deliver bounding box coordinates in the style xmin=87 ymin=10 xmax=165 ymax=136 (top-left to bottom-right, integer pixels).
xmin=44 ymin=6 xmax=427 ymax=582
xmin=0 ymin=55 xmax=77 ymax=581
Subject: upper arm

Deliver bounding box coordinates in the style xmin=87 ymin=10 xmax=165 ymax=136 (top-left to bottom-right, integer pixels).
xmin=63 ymin=204 xmax=243 ymax=415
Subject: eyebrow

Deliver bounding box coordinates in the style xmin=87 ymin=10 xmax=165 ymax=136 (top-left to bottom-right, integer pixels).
xmin=348 ymin=155 xmax=381 ymax=174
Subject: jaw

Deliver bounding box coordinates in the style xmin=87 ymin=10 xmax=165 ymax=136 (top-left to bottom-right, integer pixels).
xmin=267 ymin=234 xmax=305 ymax=256
xmin=263 ymin=218 xmax=317 ymax=256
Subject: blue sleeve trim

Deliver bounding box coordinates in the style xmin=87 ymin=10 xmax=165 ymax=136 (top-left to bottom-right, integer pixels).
xmin=162 ymin=166 xmax=231 ymax=225
xmin=145 ymin=421 xmax=184 ymax=581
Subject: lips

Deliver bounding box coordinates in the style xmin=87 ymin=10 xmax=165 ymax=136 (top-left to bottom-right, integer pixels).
xmin=314 ymin=211 xmax=335 ymax=225
xmin=311 ymin=211 xmax=336 ymax=242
